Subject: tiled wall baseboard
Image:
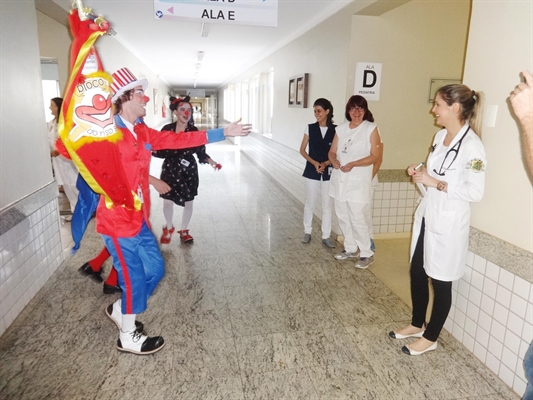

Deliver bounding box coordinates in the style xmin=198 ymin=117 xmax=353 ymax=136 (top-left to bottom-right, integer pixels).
xmin=239 ymin=132 xmax=532 ymax=396
xmin=447 ymin=250 xmax=532 ymax=395
xmin=0 ymin=183 xmax=64 ymax=336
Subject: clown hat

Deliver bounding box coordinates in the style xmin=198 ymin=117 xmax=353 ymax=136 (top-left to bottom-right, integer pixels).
xmin=110 ymin=67 xmax=148 ymax=102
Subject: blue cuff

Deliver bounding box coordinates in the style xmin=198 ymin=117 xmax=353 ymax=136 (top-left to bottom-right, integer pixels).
xmin=207 ymin=128 xmax=225 ymax=143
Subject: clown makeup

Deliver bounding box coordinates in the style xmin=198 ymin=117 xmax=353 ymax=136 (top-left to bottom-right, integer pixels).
xmin=175 ymin=103 xmax=192 ymax=125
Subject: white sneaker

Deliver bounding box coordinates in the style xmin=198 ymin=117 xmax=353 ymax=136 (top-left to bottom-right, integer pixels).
xmin=334 ymin=250 xmax=360 ymax=260
xmin=355 ymin=256 xmax=374 ymax=269
xmin=117 ymin=329 xmax=165 ymax=355
xmin=105 ymin=301 xmax=144 ymax=333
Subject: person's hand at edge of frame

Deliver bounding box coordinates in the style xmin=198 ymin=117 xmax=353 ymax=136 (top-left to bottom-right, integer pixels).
xmin=510 ymin=69 xmax=533 ymax=127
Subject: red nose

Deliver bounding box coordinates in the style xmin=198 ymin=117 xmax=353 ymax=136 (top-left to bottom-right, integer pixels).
xmin=143 ymin=96 xmax=150 ymax=103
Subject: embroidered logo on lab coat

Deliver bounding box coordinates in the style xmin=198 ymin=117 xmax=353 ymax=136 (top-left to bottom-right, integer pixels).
xmin=467 ymin=159 xmax=485 ymax=172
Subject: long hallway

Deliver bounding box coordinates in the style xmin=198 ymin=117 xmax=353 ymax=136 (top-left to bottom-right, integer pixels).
xmin=0 ymin=142 xmax=519 ymax=399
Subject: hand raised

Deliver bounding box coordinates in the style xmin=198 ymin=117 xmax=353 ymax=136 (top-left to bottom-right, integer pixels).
xmin=224 ymin=119 xmax=252 ymax=137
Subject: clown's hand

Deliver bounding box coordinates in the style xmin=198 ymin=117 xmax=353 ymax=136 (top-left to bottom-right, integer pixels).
xmin=224 ymin=119 xmax=252 ymax=137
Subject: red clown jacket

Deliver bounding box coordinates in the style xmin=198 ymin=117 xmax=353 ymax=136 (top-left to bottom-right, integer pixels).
xmin=95 ymin=115 xmax=224 ymax=237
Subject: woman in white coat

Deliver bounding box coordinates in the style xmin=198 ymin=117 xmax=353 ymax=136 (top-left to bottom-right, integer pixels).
xmin=328 ymin=95 xmax=383 ymax=269
xmin=48 ymin=97 xmax=79 ymax=213
xmin=389 ymin=84 xmax=486 ymax=356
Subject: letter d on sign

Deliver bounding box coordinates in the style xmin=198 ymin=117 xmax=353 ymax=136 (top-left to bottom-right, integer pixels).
xmin=363 ymin=70 xmax=377 ymax=88
xmin=354 ymin=62 xmax=382 ymax=101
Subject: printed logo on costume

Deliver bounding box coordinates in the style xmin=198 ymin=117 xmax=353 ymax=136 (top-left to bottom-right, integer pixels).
xmin=467 ymin=159 xmax=485 ymax=172
xmin=69 ymin=74 xmax=116 ymax=142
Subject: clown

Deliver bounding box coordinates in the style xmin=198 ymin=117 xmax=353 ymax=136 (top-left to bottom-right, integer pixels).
xmin=153 ymin=95 xmax=222 ymax=245
xmin=59 ymin=4 xmax=250 ymax=354
xmin=100 ymin=68 xmax=250 ymax=354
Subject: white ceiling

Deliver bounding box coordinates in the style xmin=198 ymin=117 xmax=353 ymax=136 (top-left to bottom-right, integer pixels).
xmin=42 ymin=1 xmax=408 ymax=90
xmin=46 ymin=0 xmax=358 ymax=90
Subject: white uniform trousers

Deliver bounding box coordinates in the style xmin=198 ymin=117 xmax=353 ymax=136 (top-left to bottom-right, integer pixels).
xmin=53 ymin=156 xmax=79 ymax=213
xmin=303 ymin=178 xmax=332 ymax=239
xmin=334 ymin=199 xmax=373 ymax=257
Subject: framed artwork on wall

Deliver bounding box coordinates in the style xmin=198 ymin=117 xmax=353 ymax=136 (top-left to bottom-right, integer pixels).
xmin=288 ymin=73 xmax=308 ymax=108
xmin=288 ymin=78 xmax=296 ymax=105
xmin=428 ymin=78 xmax=461 ymax=103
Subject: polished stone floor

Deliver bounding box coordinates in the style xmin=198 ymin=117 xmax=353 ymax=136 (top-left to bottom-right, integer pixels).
xmin=0 ymin=142 xmax=520 ymax=399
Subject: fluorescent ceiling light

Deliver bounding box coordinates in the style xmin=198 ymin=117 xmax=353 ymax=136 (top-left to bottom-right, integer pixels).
xmin=200 ymin=23 xmax=210 ymax=38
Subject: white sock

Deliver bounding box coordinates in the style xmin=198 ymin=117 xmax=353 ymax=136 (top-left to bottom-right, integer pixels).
xmin=121 ymin=314 xmax=136 ymax=333
xmin=181 ymin=201 xmax=193 ymax=230
xmin=163 ymin=199 xmax=174 ymax=229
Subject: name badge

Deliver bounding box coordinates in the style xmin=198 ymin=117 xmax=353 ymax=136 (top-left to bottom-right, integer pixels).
xmin=180 ymin=159 xmax=190 ymax=167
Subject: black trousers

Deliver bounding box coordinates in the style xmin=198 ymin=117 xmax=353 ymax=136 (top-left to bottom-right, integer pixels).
xmin=410 ymin=219 xmax=452 ymax=342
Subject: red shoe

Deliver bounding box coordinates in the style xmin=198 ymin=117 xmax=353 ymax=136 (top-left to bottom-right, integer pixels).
xmin=178 ymin=229 xmax=193 ymax=242
xmin=160 ymin=227 xmax=175 ymax=244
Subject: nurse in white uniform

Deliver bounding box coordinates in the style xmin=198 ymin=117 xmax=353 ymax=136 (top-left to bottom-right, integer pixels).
xmin=328 ymin=95 xmax=383 ymax=269
xmin=389 ymin=84 xmax=486 ymax=356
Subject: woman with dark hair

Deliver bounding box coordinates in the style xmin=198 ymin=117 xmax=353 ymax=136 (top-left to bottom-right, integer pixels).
xmin=299 ymin=98 xmax=336 ymax=247
xmin=48 ymin=97 xmax=79 ymax=214
xmin=153 ymin=96 xmax=220 ymax=244
xmin=328 ymin=95 xmax=383 ymax=268
xmin=389 ymin=84 xmax=486 ymax=356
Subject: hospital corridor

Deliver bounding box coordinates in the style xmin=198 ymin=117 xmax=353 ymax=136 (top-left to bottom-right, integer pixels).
xmin=1 ymin=0 xmax=532 ymax=399
xmin=0 ymin=142 xmax=521 ymax=399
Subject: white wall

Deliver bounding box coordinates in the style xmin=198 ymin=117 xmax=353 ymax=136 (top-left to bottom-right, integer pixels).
xmin=36 ymin=11 xmax=71 ymax=95
xmin=220 ymin=2 xmax=373 ymax=151
xmin=349 ymin=1 xmax=471 ymax=169
xmin=463 ymin=1 xmax=533 ymax=252
xmin=1 ymin=2 xmax=53 ymax=210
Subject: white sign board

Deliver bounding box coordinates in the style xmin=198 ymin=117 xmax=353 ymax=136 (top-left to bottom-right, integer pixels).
xmin=354 ymin=62 xmax=382 ymax=101
xmin=154 ymin=0 xmax=278 ymax=27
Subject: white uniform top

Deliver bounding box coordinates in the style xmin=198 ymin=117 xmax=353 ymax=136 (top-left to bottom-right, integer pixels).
xmin=48 ymin=120 xmax=78 ymax=186
xmin=411 ymin=123 xmax=486 ymax=281
xmin=329 ymin=120 xmax=377 ymax=203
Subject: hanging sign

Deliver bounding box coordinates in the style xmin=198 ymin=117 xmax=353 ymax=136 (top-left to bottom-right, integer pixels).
xmin=354 ymin=62 xmax=382 ymax=101
xmin=154 ymin=0 xmax=278 ymax=27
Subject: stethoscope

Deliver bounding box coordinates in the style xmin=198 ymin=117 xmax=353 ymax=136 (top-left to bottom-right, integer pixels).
xmin=432 ymin=127 xmax=470 ymax=176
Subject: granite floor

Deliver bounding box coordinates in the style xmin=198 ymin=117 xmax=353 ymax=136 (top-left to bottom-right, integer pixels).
xmin=0 ymin=142 xmax=520 ymax=399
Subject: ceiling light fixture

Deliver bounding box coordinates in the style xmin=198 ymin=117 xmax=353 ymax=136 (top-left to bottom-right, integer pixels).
xmin=200 ymin=23 xmax=210 ymax=37
xmin=197 ymin=51 xmax=204 ymax=62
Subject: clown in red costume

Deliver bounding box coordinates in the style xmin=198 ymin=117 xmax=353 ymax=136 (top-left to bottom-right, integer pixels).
xmin=101 ymin=68 xmax=250 ymax=354
xmin=59 ymin=3 xmax=249 ymax=354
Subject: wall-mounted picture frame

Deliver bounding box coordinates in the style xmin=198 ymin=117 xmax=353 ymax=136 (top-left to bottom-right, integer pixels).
xmin=428 ymin=78 xmax=461 ymax=103
xmin=289 ymin=73 xmax=308 ymax=108
xmin=288 ymin=78 xmax=296 ymax=106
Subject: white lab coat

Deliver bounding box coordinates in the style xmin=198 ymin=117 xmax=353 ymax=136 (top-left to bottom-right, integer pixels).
xmin=410 ymin=123 xmax=486 ymax=282
xmin=48 ymin=120 xmax=79 ymax=212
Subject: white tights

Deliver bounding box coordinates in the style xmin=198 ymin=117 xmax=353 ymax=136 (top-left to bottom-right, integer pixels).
xmin=163 ymin=199 xmax=194 ymax=230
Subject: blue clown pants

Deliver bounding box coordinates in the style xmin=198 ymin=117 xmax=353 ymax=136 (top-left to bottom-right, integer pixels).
xmin=102 ymin=221 xmax=165 ymax=315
